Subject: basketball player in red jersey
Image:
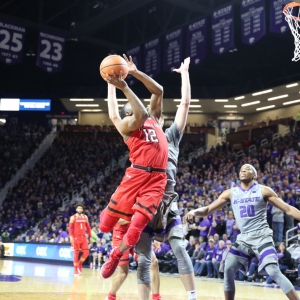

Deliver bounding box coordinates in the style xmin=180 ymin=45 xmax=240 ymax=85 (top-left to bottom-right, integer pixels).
xmin=69 ymin=204 xmax=92 ymax=276
xmin=99 ymin=55 xmax=168 ymax=280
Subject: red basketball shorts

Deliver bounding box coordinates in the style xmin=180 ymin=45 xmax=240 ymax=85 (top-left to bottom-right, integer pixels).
xmin=112 ymin=223 xmax=130 ymax=266
xmin=73 ymin=235 xmax=88 ymax=252
xmin=106 ymin=167 xmax=166 ymax=222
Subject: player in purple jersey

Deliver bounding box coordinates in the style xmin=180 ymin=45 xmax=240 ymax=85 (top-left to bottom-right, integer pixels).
xmin=184 ymin=164 xmax=300 ymax=300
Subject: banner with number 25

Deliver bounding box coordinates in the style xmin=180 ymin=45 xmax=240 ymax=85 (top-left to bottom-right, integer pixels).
xmin=0 ymin=18 xmax=26 ymax=65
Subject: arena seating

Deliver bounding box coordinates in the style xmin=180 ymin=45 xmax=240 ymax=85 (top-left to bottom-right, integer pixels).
xmin=0 ymin=126 xmax=300 ymax=284
xmin=0 ymin=120 xmax=47 ymax=188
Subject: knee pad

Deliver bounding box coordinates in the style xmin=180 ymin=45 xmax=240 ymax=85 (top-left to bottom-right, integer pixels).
xmin=123 ymin=212 xmax=148 ymax=248
xmin=124 ymin=225 xmax=143 ymax=249
xmin=137 ymin=253 xmax=152 ymax=284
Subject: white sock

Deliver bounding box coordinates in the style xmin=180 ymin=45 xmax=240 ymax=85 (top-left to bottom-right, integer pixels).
xmin=187 ymin=290 xmax=197 ymax=300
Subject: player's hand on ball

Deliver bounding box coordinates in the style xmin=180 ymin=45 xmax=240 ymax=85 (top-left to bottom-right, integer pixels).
xmin=173 ymin=57 xmax=190 ymax=73
xmin=105 ymin=71 xmax=128 ymax=90
xmin=123 ymin=54 xmax=137 ymax=74
xmin=183 ymin=210 xmax=195 ymax=223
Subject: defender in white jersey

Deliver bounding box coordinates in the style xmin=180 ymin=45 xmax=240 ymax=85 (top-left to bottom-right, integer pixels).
xmin=184 ymin=164 xmax=300 ymax=300
xmin=135 ymin=57 xmax=197 ymax=300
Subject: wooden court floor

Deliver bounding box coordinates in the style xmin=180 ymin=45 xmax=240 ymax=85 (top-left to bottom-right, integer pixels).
xmin=0 ymin=259 xmax=296 ymax=299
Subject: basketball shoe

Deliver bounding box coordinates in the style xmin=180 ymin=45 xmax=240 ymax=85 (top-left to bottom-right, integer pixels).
xmin=100 ymin=247 xmax=123 ymax=279
xmin=74 ymin=266 xmax=79 ymax=276
xmin=105 ymin=292 xmax=117 ymax=300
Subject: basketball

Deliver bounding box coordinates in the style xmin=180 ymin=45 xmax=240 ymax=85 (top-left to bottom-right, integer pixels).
xmin=100 ymin=55 xmax=129 ymax=80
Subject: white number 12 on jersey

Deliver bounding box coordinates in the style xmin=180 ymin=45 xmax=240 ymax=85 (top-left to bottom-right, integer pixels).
xmin=143 ymin=129 xmax=158 ymax=142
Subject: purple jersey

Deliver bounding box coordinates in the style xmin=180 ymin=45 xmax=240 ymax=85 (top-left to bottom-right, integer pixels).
xmin=226 ymin=219 xmax=235 ymax=237
xmin=214 ymin=247 xmax=225 ymax=262
xmin=209 ymin=219 xmax=219 ymax=236
xmin=231 ymin=227 xmax=240 ymax=238
xmin=200 ymin=219 xmax=211 ymax=237
xmin=205 ymin=246 xmax=216 ymax=261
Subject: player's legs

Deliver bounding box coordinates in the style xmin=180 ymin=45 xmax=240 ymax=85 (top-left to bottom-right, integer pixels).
xmin=169 ymin=237 xmax=197 ymax=300
xmin=108 ymin=264 xmax=129 ymax=299
xmin=135 ymin=232 xmax=153 ymax=300
xmin=150 ymin=250 xmax=161 ymax=300
xmin=264 ymin=264 xmax=299 ymax=299
xmin=224 ymin=252 xmax=245 ymax=300
xmin=101 ymin=172 xmax=166 ymax=279
xmin=78 ymin=239 xmax=89 ymax=273
xmin=106 ymin=224 xmax=131 ymax=299
xmin=119 ymin=173 xmax=166 ymax=251
xmin=73 ymin=239 xmax=81 ymax=276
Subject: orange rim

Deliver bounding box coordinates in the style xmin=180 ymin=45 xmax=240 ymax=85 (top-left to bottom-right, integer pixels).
xmin=283 ymin=2 xmax=300 ymax=21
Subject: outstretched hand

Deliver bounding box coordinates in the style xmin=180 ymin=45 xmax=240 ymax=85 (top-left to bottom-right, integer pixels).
xmin=183 ymin=209 xmax=195 ymax=223
xmin=173 ymin=57 xmax=190 ymax=73
xmin=104 ymin=71 xmax=128 ymax=90
xmin=123 ymin=54 xmax=137 ymax=74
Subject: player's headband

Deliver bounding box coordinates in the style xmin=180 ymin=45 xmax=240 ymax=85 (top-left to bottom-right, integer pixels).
xmin=241 ymin=164 xmax=257 ymax=178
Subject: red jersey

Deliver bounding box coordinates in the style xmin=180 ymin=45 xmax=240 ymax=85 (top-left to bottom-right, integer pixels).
xmin=70 ymin=214 xmax=91 ymax=237
xmin=126 ymin=117 xmax=168 ymax=169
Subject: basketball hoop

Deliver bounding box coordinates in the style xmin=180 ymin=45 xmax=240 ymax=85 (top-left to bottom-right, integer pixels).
xmin=283 ymin=2 xmax=300 ymax=61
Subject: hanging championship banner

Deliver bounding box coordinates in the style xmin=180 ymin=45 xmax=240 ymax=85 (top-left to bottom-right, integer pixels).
xmin=0 ymin=18 xmax=26 ymax=65
xmin=270 ymin=0 xmax=290 ymax=34
xmin=36 ymin=30 xmax=65 ymax=73
xmin=144 ymin=37 xmax=161 ymax=78
xmin=164 ymin=28 xmax=182 ymax=72
xmin=126 ymin=46 xmax=141 ymax=86
xmin=241 ymin=0 xmax=266 ymax=45
xmin=187 ymin=17 xmax=207 ymax=65
xmin=212 ymin=3 xmax=235 ymax=54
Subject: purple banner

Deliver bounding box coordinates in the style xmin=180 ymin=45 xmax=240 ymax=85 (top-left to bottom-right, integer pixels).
xmin=126 ymin=46 xmax=141 ymax=86
xmin=212 ymin=3 xmax=234 ymax=54
xmin=36 ymin=30 xmax=65 ymax=73
xmin=270 ymin=0 xmax=290 ymax=34
xmin=0 ymin=18 xmax=26 ymax=65
xmin=144 ymin=37 xmax=161 ymax=78
xmin=187 ymin=18 xmax=207 ymax=65
xmin=241 ymin=0 xmax=266 ymax=45
xmin=164 ymin=28 xmax=182 ymax=72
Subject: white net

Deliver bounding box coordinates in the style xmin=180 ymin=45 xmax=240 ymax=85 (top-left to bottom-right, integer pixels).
xmin=284 ymin=2 xmax=300 ymax=61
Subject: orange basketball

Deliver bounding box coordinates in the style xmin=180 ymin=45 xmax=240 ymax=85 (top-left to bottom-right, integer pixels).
xmin=99 ymin=55 xmax=129 ymax=80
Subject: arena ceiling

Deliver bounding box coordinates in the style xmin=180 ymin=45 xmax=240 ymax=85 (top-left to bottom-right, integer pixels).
xmin=0 ymin=0 xmax=300 ymax=114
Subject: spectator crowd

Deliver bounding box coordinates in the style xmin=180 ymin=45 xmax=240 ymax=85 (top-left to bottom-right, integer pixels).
xmin=0 ymin=120 xmax=47 ymax=188
xmin=0 ymin=119 xmax=300 ymax=284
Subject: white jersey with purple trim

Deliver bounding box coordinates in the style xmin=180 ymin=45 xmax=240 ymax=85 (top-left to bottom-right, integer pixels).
xmin=164 ymin=122 xmax=183 ymax=187
xmin=230 ymin=183 xmax=269 ymax=234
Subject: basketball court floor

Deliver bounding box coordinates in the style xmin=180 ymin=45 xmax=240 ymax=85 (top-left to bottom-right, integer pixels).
xmin=0 ymin=259 xmax=298 ymax=299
